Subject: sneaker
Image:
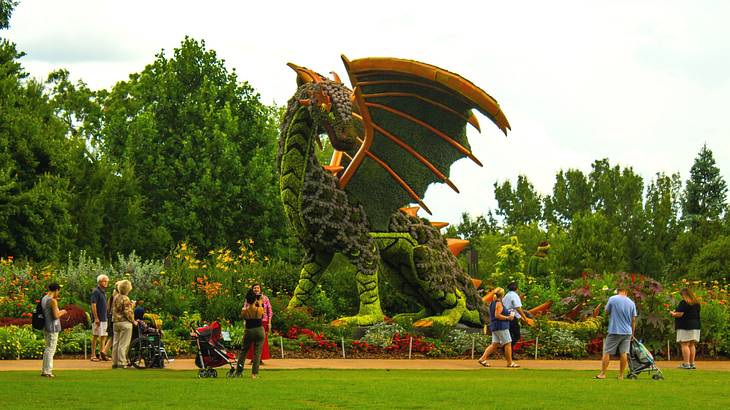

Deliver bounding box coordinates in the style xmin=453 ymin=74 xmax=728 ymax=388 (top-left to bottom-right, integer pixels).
xmin=690 ymin=363 xmax=696 ymax=369
xmin=40 ymin=373 xmax=55 ymax=378
xmin=678 ymin=363 xmax=691 ymax=369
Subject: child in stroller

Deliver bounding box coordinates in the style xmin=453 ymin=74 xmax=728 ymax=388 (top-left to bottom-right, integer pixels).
xmin=128 ymin=303 xmax=170 ymax=369
xmin=191 ymin=321 xmax=238 ymax=378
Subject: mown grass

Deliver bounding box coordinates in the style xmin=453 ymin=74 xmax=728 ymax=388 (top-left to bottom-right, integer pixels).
xmin=1 ymin=368 xmax=728 ymax=409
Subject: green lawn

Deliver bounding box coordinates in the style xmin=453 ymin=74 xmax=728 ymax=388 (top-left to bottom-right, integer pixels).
xmin=1 ymin=368 xmax=728 ymax=409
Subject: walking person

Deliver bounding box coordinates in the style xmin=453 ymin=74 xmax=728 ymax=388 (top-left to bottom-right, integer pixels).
xmin=41 ymin=283 xmax=67 ymax=378
xmin=595 ymin=287 xmax=637 ymax=380
xmin=111 ymin=280 xmax=135 ymax=369
xmin=477 ymin=287 xmax=519 ymax=368
xmin=670 ymin=288 xmax=701 ymax=369
xmin=102 ymin=282 xmax=115 ymax=358
xmin=246 ymin=284 xmax=272 ymax=365
xmin=90 ymin=274 xmax=110 ymax=362
xmin=502 ymin=281 xmax=534 ymax=357
xmin=235 ymin=291 xmax=266 ymax=379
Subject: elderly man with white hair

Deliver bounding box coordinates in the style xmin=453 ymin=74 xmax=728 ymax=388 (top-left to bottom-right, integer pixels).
xmin=90 ymin=274 xmax=110 ymax=361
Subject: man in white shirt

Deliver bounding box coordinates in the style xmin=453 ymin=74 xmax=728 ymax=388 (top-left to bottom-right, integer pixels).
xmin=502 ymin=282 xmax=534 ymax=351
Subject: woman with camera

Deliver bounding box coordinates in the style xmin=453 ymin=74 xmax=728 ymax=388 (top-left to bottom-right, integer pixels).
xmin=235 ymin=289 xmax=266 ymax=379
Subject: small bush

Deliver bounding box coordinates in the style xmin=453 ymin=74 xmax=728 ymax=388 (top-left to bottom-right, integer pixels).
xmin=0 ymin=326 xmax=44 ymax=359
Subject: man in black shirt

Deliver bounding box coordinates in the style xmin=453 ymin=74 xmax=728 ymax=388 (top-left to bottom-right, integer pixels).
xmin=90 ymin=275 xmax=110 ymax=361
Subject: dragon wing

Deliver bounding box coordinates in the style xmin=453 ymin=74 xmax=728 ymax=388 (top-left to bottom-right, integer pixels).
xmin=335 ymin=55 xmax=511 ymax=231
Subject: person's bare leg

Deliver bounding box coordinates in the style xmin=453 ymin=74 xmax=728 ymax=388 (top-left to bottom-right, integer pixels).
xmin=504 ymin=343 xmax=513 ymax=366
xmin=103 ymin=338 xmax=112 ymax=356
xmin=681 ymin=342 xmax=690 ymax=365
xmin=99 ymin=336 xmax=107 ymax=357
xmin=596 ymin=353 xmax=609 ymax=378
xmin=479 ymin=344 xmax=497 ymax=362
xmin=689 ymin=341 xmax=696 ymax=366
xmin=618 ymin=352 xmax=628 ymax=379
xmin=91 ymin=335 xmax=98 ymax=359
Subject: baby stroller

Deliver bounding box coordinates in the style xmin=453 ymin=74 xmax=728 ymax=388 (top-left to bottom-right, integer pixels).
xmin=627 ymin=337 xmax=664 ymax=380
xmin=192 ymin=321 xmax=238 ymax=378
xmin=128 ymin=315 xmax=171 ymax=369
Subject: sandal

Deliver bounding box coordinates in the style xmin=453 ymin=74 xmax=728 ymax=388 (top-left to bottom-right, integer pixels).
xmin=90 ymin=357 xmax=100 ymax=362
xmin=477 ymin=360 xmax=490 ymax=367
xmin=100 ymin=352 xmax=110 ymax=361
xmin=507 ymin=362 xmax=520 ymax=368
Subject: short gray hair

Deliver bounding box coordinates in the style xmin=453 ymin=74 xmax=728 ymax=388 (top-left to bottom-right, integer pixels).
xmin=97 ymin=274 xmax=109 ymax=284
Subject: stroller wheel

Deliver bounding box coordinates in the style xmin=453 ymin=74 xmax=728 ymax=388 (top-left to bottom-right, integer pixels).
xmin=627 ymin=373 xmax=637 ymax=379
xmin=227 ymin=369 xmax=236 ymax=379
xmin=652 ymin=374 xmax=664 ymax=380
xmin=198 ymin=369 xmax=206 ymax=378
xmin=210 ymin=369 xmax=218 ymax=378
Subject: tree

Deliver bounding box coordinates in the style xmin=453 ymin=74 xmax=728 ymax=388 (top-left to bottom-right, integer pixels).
xmin=0 ymin=39 xmax=76 ymax=260
xmin=99 ymin=37 xmax=286 ymax=256
xmin=640 ymin=172 xmax=682 ymax=277
xmin=543 ymin=168 xmax=591 ymax=228
xmin=0 ymin=0 xmax=18 ymax=30
xmin=494 ymin=174 xmax=542 ymax=228
xmin=588 ymin=159 xmax=645 ymax=271
xmin=683 ymin=144 xmax=728 ymax=225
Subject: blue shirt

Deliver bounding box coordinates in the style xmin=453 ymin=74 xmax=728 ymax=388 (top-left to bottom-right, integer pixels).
xmin=605 ymin=294 xmax=637 ymax=335
xmin=91 ymin=286 xmax=107 ymax=322
xmin=489 ymin=300 xmax=510 ymax=332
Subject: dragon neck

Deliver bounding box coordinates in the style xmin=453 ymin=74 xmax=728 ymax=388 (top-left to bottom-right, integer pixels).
xmin=279 ymin=107 xmax=318 ymax=236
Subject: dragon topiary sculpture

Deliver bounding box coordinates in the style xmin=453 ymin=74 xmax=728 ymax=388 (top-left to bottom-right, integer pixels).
xmin=279 ymin=56 xmax=510 ymax=327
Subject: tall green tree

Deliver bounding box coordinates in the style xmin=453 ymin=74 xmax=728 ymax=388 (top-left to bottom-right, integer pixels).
xmin=640 ymin=172 xmax=682 ymax=277
xmin=543 ymin=168 xmax=591 ymax=228
xmin=588 ymin=158 xmax=645 ymax=270
xmin=99 ymin=37 xmax=286 ymax=256
xmin=494 ymin=174 xmax=542 ymax=228
xmin=683 ymin=144 xmax=728 ymax=226
xmin=0 ymin=39 xmax=76 ymax=260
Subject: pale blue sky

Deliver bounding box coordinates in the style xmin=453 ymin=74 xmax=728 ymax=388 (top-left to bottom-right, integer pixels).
xmin=5 ymin=0 xmax=729 ymax=224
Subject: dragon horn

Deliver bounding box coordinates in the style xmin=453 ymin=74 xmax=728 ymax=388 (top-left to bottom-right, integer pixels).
xmin=330 ymin=71 xmax=342 ymax=83
xmin=287 ymin=62 xmax=323 ymax=84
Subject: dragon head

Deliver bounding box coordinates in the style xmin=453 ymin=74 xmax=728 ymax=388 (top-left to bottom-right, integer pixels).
xmin=288 ymin=63 xmax=359 ymax=152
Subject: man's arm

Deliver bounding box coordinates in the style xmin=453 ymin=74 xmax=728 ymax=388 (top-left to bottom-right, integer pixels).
xmin=91 ymin=302 xmax=99 ymax=324
xmin=631 ymin=316 xmax=636 ymax=335
xmin=516 ymin=307 xmax=534 ymax=325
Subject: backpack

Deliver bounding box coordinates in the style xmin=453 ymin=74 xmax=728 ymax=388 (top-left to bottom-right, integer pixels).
xmin=32 ymin=297 xmax=45 ymax=330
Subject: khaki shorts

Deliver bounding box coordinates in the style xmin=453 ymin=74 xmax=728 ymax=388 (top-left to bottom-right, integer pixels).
xmin=92 ymin=321 xmax=108 ymax=337
xmin=677 ymin=329 xmax=700 ymax=342
xmin=491 ymin=329 xmax=512 ymax=345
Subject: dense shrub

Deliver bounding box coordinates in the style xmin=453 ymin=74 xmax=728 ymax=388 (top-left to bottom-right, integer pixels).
xmin=0 ymin=326 xmax=44 ymax=359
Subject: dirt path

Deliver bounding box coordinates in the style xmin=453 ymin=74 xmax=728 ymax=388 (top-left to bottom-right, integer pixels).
xmin=2 ymin=358 xmax=729 ymax=371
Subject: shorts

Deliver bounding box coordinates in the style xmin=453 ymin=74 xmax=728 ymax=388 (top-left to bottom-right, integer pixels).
xmin=92 ymin=321 xmax=108 ymax=337
xmin=491 ymin=329 xmax=512 ymax=345
xmin=677 ymin=329 xmax=700 ymax=342
xmin=603 ymin=334 xmax=631 ymax=355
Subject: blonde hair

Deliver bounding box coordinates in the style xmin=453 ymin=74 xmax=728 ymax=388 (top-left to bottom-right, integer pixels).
xmin=680 ymin=288 xmax=699 ymax=305
xmin=116 ymin=279 xmax=132 ymax=295
xmin=493 ymin=287 xmax=505 ymax=299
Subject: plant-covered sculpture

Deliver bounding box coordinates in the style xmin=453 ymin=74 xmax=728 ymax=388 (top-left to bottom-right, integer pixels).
xmin=279 ymin=56 xmax=510 ymax=326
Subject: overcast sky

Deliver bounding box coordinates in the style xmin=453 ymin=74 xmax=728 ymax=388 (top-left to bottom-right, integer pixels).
xmin=5 ymin=0 xmax=729 ymax=225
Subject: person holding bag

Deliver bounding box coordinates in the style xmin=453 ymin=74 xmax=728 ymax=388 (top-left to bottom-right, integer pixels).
xmin=235 ymin=290 xmax=265 ymax=379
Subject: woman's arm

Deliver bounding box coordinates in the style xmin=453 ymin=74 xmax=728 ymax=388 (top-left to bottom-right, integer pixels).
xmin=495 ymin=302 xmax=513 ymax=320
xmin=123 ymin=297 xmax=135 ymax=323
xmin=50 ymin=298 xmax=67 ymax=319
